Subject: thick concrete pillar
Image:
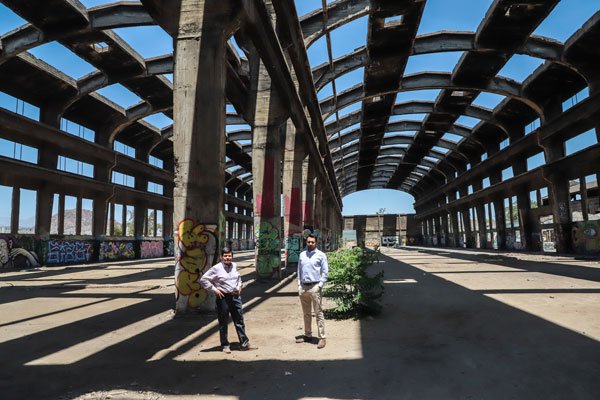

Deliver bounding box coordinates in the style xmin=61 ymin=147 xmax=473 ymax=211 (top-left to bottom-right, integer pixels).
xmin=516 ymin=190 xmax=534 ymax=251
xmin=282 ymin=119 xmax=306 ymax=268
xmin=302 ymin=157 xmax=315 ymax=229
xmin=173 ymin=0 xmax=233 ymax=312
xmin=434 ymin=215 xmax=442 ymax=247
xmin=250 ymin=53 xmax=287 ymax=278
xmin=134 ymin=203 xmax=146 ymax=238
xmin=493 ymin=197 xmax=507 ymax=250
xmin=441 ymin=212 xmax=450 ymax=247
xmin=542 ymin=140 xmax=574 ymax=253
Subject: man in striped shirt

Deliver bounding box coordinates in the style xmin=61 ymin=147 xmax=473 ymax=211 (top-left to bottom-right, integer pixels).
xmin=201 ymin=247 xmax=256 ymax=353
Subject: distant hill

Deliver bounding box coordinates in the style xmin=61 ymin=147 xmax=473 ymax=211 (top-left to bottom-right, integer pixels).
xmin=51 ymin=209 xmax=94 ymax=234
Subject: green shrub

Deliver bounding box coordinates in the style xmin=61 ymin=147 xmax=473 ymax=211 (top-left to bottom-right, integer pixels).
xmin=323 ymin=247 xmax=384 ymax=319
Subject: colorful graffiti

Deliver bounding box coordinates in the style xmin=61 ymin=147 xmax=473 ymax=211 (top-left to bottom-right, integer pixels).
xmin=165 ymin=239 xmax=175 ymax=256
xmin=572 ymin=220 xmax=600 ymax=254
xmin=0 ymin=234 xmax=40 ymax=269
xmin=99 ymin=241 xmax=135 ymax=261
xmin=175 ymin=219 xmax=217 ymax=311
xmin=141 ymin=241 xmax=164 ymax=259
xmin=47 ymin=240 xmax=93 ymax=265
xmin=255 ymin=221 xmax=280 ymax=277
xmin=285 ymin=235 xmax=302 ymax=263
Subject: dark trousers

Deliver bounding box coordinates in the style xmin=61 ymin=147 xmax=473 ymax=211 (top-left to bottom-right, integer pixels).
xmin=216 ymin=294 xmax=249 ymax=347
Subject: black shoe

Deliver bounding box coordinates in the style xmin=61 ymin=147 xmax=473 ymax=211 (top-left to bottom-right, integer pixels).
xmin=240 ymin=343 xmax=258 ymax=351
xmin=295 ymin=335 xmax=312 ymax=343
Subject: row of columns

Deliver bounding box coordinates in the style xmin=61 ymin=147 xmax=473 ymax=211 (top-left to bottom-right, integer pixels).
xmin=172 ymin=0 xmax=342 ymax=312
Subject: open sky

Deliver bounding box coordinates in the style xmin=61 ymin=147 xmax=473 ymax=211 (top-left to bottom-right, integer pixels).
xmin=0 ymin=0 xmax=598 ymax=220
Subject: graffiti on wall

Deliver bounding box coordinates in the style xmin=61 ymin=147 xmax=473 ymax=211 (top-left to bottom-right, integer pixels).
xmin=541 ymin=228 xmax=556 ymax=252
xmin=572 ymin=220 xmax=600 ymax=254
xmin=175 ymin=219 xmax=217 ymax=310
xmin=0 ymin=234 xmax=40 ymax=269
xmin=141 ymin=241 xmax=164 ymax=259
xmin=100 ymin=241 xmax=135 ymax=261
xmin=47 ymin=240 xmax=93 ymax=265
xmin=255 ymin=221 xmax=280 ymax=277
xmin=285 ymin=235 xmax=302 ymax=263
xmin=165 ymin=239 xmax=174 ymax=256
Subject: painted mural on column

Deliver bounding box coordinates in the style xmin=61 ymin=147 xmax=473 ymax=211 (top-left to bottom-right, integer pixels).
xmin=255 ymin=221 xmax=280 ymax=277
xmin=285 ymin=235 xmax=302 ymax=263
xmin=175 ymin=219 xmax=217 ymax=310
xmin=572 ymin=220 xmax=600 ymax=254
xmin=0 ymin=234 xmax=40 ymax=269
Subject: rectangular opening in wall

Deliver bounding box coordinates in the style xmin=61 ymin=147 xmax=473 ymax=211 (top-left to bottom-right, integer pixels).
xmin=565 ymin=129 xmax=597 ymax=156
xmin=57 ymin=155 xmax=94 ymax=177
xmin=114 ymin=204 xmax=124 ymax=236
xmin=504 ymin=198 xmax=511 ymax=228
xmin=60 ymin=118 xmax=95 ymax=142
xmin=384 ymin=14 xmax=404 ymax=28
xmin=18 ymin=188 xmax=36 ymax=234
xmin=113 ymin=141 xmax=136 ymax=158
xmin=126 ymin=205 xmax=135 ymax=237
xmin=526 ymin=152 xmax=545 ymax=171
xmin=0 ymin=91 xmax=40 ymax=121
xmin=0 ymin=185 xmax=12 ymax=233
xmin=530 ymin=190 xmax=538 ymax=209
xmin=511 ymin=196 xmax=519 ymax=228
xmin=149 ymin=155 xmax=163 ymax=169
xmin=105 ymin=203 xmax=112 ymax=236
xmin=502 ymin=167 xmax=513 ymax=181
xmin=540 ymin=187 xmax=549 ymax=206
xmin=81 ymin=198 xmax=93 ymax=235
xmin=525 ymin=118 xmax=541 ymax=135
xmin=499 ymin=137 xmax=509 ymax=149
xmin=156 ymin=210 xmax=163 ymax=236
xmin=483 ymin=177 xmax=490 ymax=188
xmin=63 ymin=195 xmax=77 ymax=235
xmin=147 ymin=209 xmax=155 ymax=237
xmin=570 ymin=178 xmax=584 ymax=222
xmin=585 ymin=174 xmax=599 ymax=220
xmin=50 ymin=193 xmax=60 ymax=234
xmin=562 ymin=87 xmax=589 ymax=112
xmin=0 ymin=138 xmax=38 ymax=164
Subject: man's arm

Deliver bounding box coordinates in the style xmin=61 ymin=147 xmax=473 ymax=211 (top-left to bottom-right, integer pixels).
xmin=319 ymin=253 xmax=329 ymax=289
xmin=200 ymin=266 xmax=225 ymax=298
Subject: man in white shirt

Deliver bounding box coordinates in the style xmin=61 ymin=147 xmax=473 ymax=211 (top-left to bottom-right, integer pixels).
xmin=200 ymin=247 xmax=256 ymax=353
xmin=295 ymin=233 xmax=329 ymax=349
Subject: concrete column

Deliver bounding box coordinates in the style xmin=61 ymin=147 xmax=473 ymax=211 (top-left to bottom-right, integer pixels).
xmin=173 ymin=0 xmax=233 ymax=312
xmin=543 ymin=140 xmax=573 ymax=253
xmin=301 ymin=157 xmax=315 ymax=229
xmin=163 ymin=206 xmax=173 ymax=238
xmin=282 ymin=119 xmax=306 ymax=268
xmin=134 ymin=203 xmax=146 ymax=238
xmin=516 ymin=190 xmax=534 ymax=251
xmin=493 ymin=197 xmax=507 ymax=250
xmin=313 ymin=178 xmax=323 ymax=233
xmin=441 ymin=212 xmax=450 ymax=247
xmin=250 ymin=51 xmax=287 ymax=278
xmin=433 ymin=215 xmax=442 ymax=246
xmin=475 ymin=204 xmax=487 ymax=249
xmin=35 ymin=184 xmax=54 ymax=239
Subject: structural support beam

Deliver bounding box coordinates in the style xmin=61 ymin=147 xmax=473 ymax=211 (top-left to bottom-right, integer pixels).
xmin=172 ymin=0 xmax=232 ymax=313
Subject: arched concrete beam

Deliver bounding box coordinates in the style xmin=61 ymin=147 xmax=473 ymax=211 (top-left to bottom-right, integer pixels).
xmin=300 ymin=0 xmax=369 ymax=48
xmin=0 ymin=3 xmax=154 ymax=62
xmin=325 ymin=100 xmax=508 ymax=139
xmin=320 ymin=72 xmax=544 ymax=119
xmin=311 ymin=32 xmax=586 ymax=91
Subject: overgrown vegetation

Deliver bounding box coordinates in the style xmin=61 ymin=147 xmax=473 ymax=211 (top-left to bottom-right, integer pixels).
xmin=323 ymin=247 xmax=384 ymax=319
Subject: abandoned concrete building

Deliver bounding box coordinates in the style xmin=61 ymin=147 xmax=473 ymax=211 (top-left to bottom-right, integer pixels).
xmin=2 ymin=1 xmax=600 ymax=399
xmin=1 ymin=1 xmax=599 ymax=290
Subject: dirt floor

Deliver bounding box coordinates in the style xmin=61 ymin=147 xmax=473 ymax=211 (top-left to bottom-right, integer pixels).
xmin=1 ymin=247 xmax=600 ymax=399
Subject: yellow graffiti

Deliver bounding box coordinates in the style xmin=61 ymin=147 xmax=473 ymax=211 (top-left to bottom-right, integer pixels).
xmin=175 ymin=219 xmax=217 ymax=309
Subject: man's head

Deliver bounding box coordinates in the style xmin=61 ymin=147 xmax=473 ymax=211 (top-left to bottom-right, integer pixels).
xmin=306 ymin=234 xmax=317 ymax=252
xmin=220 ymin=247 xmax=233 ymax=265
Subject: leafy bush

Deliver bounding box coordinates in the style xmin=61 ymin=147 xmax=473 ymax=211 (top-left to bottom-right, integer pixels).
xmin=323 ymin=247 xmax=384 ymax=319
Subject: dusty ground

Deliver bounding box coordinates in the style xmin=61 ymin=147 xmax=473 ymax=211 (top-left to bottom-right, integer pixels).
xmin=1 ymin=247 xmax=600 ymax=399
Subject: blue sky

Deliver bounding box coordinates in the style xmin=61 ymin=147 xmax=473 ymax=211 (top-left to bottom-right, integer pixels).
xmin=0 ymin=0 xmax=598 ymax=218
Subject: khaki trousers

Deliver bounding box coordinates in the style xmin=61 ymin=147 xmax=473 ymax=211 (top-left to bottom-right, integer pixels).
xmin=299 ymin=283 xmax=326 ymax=339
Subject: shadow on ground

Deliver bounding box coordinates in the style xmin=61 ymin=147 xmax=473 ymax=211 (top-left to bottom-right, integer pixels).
xmin=1 ymin=249 xmax=600 ymax=399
